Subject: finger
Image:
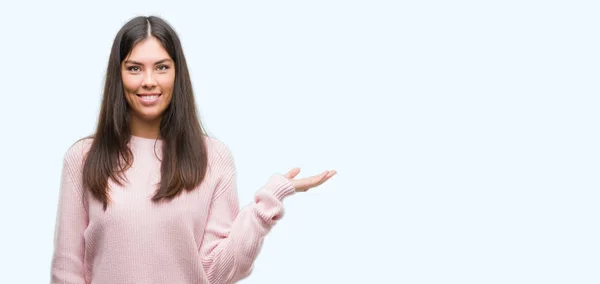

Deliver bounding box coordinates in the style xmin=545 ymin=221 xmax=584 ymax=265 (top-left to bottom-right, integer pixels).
xmin=285 ymin=168 xmax=301 ymax=179
xmin=315 ymin=171 xmax=329 ymax=183
xmin=296 ymin=171 xmax=329 ymax=189
xmin=314 ymin=170 xmax=336 ymax=187
xmin=324 ymin=170 xmax=336 ymax=179
xmin=319 ymin=170 xmax=337 ymax=184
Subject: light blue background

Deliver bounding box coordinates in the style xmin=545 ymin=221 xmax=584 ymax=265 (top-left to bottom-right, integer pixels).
xmin=0 ymin=0 xmax=598 ymax=283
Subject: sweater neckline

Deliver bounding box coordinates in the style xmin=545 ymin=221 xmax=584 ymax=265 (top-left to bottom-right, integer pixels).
xmin=129 ymin=134 xmax=163 ymax=148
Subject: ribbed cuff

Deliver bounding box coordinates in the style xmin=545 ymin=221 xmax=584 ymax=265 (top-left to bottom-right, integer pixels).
xmin=263 ymin=174 xmax=296 ymax=200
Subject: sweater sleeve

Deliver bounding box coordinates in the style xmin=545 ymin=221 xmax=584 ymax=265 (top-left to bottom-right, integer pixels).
xmin=200 ymin=142 xmax=296 ymax=284
xmin=50 ymin=142 xmax=88 ymax=284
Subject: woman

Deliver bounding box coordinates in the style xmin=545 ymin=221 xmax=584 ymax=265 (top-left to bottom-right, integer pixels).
xmin=50 ymin=15 xmax=336 ymax=284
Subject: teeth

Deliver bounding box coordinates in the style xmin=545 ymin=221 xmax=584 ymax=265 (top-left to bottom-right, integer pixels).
xmin=139 ymin=95 xmax=159 ymax=99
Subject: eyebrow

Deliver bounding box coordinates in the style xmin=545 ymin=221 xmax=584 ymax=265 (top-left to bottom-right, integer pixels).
xmin=123 ymin=58 xmax=173 ymax=65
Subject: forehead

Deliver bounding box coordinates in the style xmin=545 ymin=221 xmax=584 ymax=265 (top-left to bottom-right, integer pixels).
xmin=125 ymin=37 xmax=171 ymax=62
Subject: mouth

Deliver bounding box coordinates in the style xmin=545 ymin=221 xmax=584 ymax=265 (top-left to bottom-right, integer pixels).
xmin=136 ymin=93 xmax=162 ymax=105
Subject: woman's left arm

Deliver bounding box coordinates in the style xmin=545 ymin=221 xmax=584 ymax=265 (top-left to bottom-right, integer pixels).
xmin=198 ymin=144 xmax=295 ymax=283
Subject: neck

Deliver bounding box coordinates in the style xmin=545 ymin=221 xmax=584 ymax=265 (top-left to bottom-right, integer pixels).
xmin=129 ymin=114 xmax=161 ymax=139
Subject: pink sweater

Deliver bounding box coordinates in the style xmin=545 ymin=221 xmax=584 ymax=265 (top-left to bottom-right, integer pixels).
xmin=50 ymin=135 xmax=296 ymax=284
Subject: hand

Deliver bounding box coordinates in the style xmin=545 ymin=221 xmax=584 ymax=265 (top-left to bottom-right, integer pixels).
xmin=284 ymin=168 xmax=337 ymax=192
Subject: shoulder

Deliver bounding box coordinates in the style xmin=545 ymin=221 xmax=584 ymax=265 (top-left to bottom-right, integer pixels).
xmin=202 ymin=135 xmax=236 ymax=170
xmin=203 ymin=135 xmax=233 ymax=159
xmin=62 ymin=136 xmax=94 ymax=167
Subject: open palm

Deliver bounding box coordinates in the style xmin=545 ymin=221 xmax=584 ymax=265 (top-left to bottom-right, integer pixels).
xmin=284 ymin=168 xmax=337 ymax=192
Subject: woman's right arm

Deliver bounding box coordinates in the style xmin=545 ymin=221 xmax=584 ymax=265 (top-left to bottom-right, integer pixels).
xmin=50 ymin=142 xmax=88 ymax=284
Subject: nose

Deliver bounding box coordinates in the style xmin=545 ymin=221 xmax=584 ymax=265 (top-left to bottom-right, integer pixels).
xmin=141 ymin=70 xmax=157 ymax=88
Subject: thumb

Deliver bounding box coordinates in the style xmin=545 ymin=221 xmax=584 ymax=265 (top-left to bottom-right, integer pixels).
xmin=284 ymin=167 xmax=301 ymax=179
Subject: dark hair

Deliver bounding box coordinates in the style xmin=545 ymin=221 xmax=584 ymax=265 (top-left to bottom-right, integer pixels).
xmin=82 ymin=15 xmax=209 ymax=210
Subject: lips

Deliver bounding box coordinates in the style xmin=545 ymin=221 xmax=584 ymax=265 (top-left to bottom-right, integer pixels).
xmin=136 ymin=93 xmax=162 ymax=106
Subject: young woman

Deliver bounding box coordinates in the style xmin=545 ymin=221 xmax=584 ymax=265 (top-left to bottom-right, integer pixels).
xmin=50 ymin=15 xmax=336 ymax=284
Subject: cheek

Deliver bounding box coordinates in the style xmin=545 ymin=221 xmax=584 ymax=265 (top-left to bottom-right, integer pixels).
xmin=157 ymin=75 xmax=175 ymax=91
xmin=122 ymin=75 xmax=141 ymax=93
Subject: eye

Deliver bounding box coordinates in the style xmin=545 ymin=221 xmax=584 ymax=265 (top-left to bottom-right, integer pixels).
xmin=157 ymin=64 xmax=170 ymax=71
xmin=127 ymin=66 xmax=141 ymax=72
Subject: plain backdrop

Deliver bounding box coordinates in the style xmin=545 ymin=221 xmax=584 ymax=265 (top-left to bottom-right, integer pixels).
xmin=0 ymin=0 xmax=598 ymax=283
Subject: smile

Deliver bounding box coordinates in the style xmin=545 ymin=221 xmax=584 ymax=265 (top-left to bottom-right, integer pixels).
xmin=136 ymin=93 xmax=162 ymax=105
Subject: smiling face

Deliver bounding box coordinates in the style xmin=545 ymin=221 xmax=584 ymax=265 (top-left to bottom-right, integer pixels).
xmin=121 ymin=36 xmax=175 ymax=126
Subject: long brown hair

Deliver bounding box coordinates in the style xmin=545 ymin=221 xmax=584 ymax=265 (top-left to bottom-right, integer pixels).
xmin=82 ymin=16 xmax=208 ymax=210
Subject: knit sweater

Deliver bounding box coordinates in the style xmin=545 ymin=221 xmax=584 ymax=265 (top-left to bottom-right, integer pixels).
xmin=50 ymin=135 xmax=296 ymax=284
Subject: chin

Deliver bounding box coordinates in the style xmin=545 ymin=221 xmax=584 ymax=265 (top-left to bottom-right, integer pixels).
xmin=132 ymin=109 xmax=165 ymax=121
